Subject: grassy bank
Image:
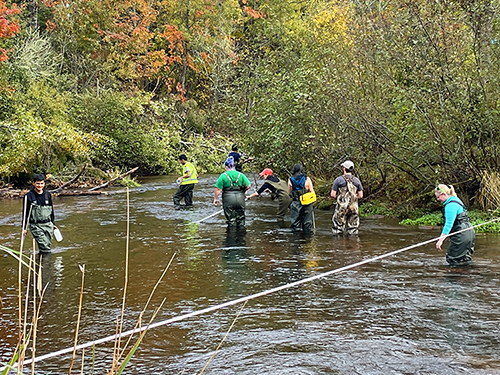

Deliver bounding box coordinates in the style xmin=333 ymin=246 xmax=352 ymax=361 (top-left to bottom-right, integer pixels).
xmin=359 ymin=200 xmax=500 ymax=234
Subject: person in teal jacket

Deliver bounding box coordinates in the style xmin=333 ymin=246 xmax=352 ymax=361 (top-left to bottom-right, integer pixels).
xmin=214 ymin=156 xmax=251 ymax=227
xmin=435 ymin=184 xmax=475 ymax=265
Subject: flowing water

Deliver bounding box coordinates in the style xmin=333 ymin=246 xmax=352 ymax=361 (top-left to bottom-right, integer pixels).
xmin=1 ymin=175 xmax=500 ymax=374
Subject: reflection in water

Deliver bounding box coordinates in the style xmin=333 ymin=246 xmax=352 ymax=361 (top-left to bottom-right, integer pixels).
xmin=181 ymin=222 xmax=202 ymax=269
xmin=221 ymin=228 xmax=250 ymax=297
xmin=36 ymin=253 xmax=64 ymax=302
xmin=0 ymin=175 xmax=499 ymax=374
xmin=441 ymin=267 xmax=475 ymax=354
xmin=222 ymin=227 xmax=247 ymax=251
xmin=288 ymin=233 xmax=320 ymax=270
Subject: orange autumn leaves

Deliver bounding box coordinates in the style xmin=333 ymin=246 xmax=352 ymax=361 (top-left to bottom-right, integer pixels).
xmin=0 ymin=0 xmax=21 ymax=61
xmin=39 ymin=0 xmax=263 ymax=97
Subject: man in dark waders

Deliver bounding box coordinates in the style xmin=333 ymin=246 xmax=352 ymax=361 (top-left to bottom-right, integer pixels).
xmin=22 ymin=174 xmax=58 ymax=253
xmin=331 ymin=160 xmax=363 ymax=235
xmin=173 ymin=154 xmax=198 ymax=210
xmin=213 ymin=156 xmax=251 ymax=227
xmin=246 ymin=168 xmax=292 ymax=226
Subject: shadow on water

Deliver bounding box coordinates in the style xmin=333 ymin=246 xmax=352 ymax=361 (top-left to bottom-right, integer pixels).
xmin=0 ymin=174 xmax=500 ymax=374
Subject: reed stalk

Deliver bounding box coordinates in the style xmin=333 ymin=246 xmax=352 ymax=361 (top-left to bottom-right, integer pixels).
xmin=30 ymin=247 xmax=37 ymax=375
xmin=111 ymin=320 xmax=120 ymax=374
xmin=199 ymin=301 xmax=247 ymax=375
xmin=18 ymin=240 xmax=34 ymax=374
xmin=80 ymin=348 xmax=85 ymax=375
xmin=31 ymin=267 xmax=48 ymax=375
xmin=0 ymin=245 xmax=32 ymax=268
xmin=115 ymin=299 xmax=166 ymax=375
xmin=113 ymin=187 xmax=130 ymax=372
xmin=18 ymin=197 xmax=29 ymax=336
xmin=69 ymin=264 xmax=86 ymax=375
xmin=478 ymin=170 xmax=500 ymax=211
xmin=2 ymin=344 xmax=20 ymax=375
xmin=116 ymin=251 xmax=177 ymax=364
xmin=91 ymin=344 xmax=96 ymax=375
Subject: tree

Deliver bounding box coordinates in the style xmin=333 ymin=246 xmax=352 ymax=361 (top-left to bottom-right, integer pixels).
xmin=0 ymin=0 xmax=21 ymax=62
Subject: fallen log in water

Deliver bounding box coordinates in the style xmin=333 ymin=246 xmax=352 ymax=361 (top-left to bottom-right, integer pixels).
xmin=49 ymin=164 xmax=87 ymax=194
xmin=88 ymin=167 xmax=139 ymax=191
xmin=0 ymin=166 xmax=138 ymax=199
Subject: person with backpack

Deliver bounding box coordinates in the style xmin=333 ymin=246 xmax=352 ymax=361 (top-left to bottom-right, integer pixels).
xmin=228 ymin=144 xmax=253 ymax=172
xmin=246 ymin=168 xmax=292 ymax=226
xmin=214 ymin=156 xmax=251 ymax=227
xmin=288 ymin=164 xmax=315 ymax=234
xmin=331 ymin=160 xmax=363 ymax=235
xmin=173 ymin=154 xmax=198 ymax=210
xmin=22 ymin=173 xmax=58 ymax=253
xmin=434 ymin=184 xmax=475 ymax=265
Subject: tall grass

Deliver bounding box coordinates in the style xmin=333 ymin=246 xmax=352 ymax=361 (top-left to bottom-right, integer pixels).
xmin=3 ymin=189 xmax=186 ymax=374
xmin=477 ymin=170 xmax=500 ymax=211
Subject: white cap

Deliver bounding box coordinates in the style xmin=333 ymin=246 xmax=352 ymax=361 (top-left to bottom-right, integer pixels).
xmin=341 ymin=160 xmax=354 ymax=169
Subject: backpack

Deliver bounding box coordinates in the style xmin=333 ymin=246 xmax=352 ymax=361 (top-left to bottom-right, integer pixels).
xmin=342 ymin=175 xmax=358 ymax=202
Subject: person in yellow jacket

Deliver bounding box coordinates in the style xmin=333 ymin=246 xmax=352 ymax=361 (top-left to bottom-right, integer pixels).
xmin=173 ymin=154 xmax=198 ymax=210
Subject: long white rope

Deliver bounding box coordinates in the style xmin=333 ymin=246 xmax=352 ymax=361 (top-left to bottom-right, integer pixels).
xmin=2 ymin=218 xmax=498 ymax=371
xmin=194 ymin=209 xmax=223 ymax=224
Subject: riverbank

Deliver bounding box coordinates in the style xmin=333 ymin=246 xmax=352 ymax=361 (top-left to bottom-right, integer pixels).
xmin=0 ymin=165 xmax=140 ymax=200
xmin=3 ymin=170 xmax=500 ymax=233
xmin=2 ymin=174 xmax=500 ymax=374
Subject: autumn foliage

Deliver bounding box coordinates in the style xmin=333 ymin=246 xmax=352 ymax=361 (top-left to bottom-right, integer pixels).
xmin=0 ymin=0 xmax=21 ymax=61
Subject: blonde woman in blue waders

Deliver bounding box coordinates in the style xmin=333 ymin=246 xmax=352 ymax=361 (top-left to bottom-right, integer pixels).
xmin=173 ymin=154 xmax=198 ymax=210
xmin=331 ymin=160 xmax=363 ymax=235
xmin=213 ymin=156 xmax=251 ymax=227
xmin=435 ymin=184 xmax=475 ymax=266
xmin=288 ymin=164 xmax=315 ymax=234
xmin=22 ymin=174 xmax=58 ymax=253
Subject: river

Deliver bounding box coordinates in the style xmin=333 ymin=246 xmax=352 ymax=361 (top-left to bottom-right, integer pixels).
xmin=1 ymin=175 xmax=499 ymax=374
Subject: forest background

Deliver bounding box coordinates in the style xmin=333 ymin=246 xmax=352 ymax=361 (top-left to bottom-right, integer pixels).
xmin=1 ymin=0 xmax=500 ymax=218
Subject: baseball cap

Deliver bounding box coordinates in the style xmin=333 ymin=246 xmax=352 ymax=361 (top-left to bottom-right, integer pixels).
xmin=341 ymin=160 xmax=354 ymax=169
xmin=259 ymin=168 xmax=273 ymax=177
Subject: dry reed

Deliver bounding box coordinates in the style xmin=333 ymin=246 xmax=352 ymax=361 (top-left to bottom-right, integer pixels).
xmin=199 ymin=300 xmax=248 ymax=375
xmin=116 ymin=252 xmax=177 ymax=365
xmin=112 ymin=187 xmax=130 ymax=373
xmin=18 ymin=240 xmax=35 ymax=374
xmin=477 ymin=170 xmax=500 ymax=211
xmin=18 ymin=197 xmax=29 ymax=336
xmin=69 ymin=264 xmax=86 ymax=375
xmin=6 ymin=187 xmax=178 ymax=374
xmin=31 ymin=262 xmax=48 ymax=375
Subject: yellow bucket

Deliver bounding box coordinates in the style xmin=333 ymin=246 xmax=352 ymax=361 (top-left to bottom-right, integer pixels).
xmin=300 ymin=191 xmax=317 ymax=205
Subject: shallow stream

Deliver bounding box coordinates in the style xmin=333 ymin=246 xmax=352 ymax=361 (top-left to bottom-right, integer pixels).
xmin=1 ymin=175 xmax=499 ymax=374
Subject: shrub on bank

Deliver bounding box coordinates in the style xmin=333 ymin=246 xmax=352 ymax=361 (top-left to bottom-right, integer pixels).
xmin=400 ymin=210 xmax=500 ymax=234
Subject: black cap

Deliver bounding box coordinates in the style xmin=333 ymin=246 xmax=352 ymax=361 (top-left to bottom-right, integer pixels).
xmin=179 ymin=154 xmax=187 ymax=161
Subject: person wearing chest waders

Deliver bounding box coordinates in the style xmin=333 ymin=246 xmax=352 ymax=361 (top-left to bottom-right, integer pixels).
xmin=435 ymin=184 xmax=475 ymax=266
xmin=288 ymin=164 xmax=315 ymax=234
xmin=331 ymin=160 xmax=363 ymax=236
xmin=22 ymin=174 xmax=58 ymax=253
xmin=173 ymin=154 xmax=198 ymax=210
xmin=214 ymin=156 xmax=251 ymax=227
xmin=228 ymin=144 xmax=253 ymax=172
xmin=246 ymin=168 xmax=292 ymax=226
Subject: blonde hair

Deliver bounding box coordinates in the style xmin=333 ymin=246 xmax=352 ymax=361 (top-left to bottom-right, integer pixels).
xmin=435 ymin=184 xmax=457 ymax=197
